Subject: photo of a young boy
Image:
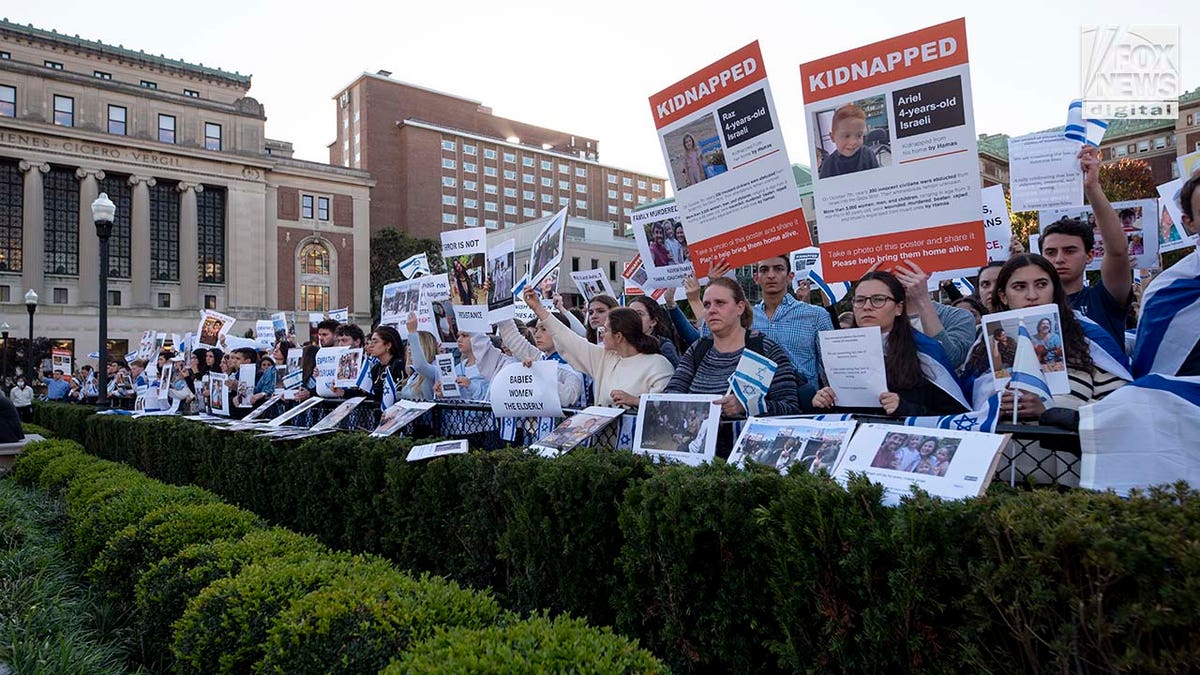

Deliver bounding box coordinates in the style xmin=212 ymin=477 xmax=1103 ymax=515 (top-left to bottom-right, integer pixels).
xmin=816 ymin=103 xmax=881 ymax=179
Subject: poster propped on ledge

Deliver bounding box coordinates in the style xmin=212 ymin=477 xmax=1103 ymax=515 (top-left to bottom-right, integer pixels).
xmin=800 ymin=18 xmax=984 ymax=281
xmin=728 ymin=417 xmax=857 ymax=475
xmin=371 ymin=401 xmax=437 ymax=438
xmin=632 ymin=393 xmax=721 ymax=466
xmin=649 ymin=41 xmax=811 ymax=271
xmin=310 ymin=396 xmax=368 ymax=432
xmin=407 ymin=439 xmax=469 ymax=462
xmin=531 ymin=406 xmax=625 ymax=457
xmin=441 ymin=227 xmax=490 ymax=333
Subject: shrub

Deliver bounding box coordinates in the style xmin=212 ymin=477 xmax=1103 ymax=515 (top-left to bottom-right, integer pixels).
xmin=20 ymin=422 xmax=55 ymax=438
xmin=11 ymin=439 xmax=79 ymax=486
xmin=387 ymin=614 xmax=667 ymax=674
xmin=89 ymin=502 xmax=262 ymax=604
xmin=256 ymin=570 xmax=504 ymax=674
xmin=134 ymin=528 xmax=326 ymax=672
xmin=34 ymin=447 xmax=107 ymax=494
xmin=171 ymin=554 xmax=392 ymax=675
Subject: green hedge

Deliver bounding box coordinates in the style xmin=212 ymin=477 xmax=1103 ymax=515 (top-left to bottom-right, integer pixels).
xmin=33 ymin=402 xmax=1200 ymax=673
xmin=13 ymin=432 xmax=661 ymax=673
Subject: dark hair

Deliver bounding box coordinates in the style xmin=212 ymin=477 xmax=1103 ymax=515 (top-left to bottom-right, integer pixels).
xmin=371 ymin=325 xmax=404 ymax=361
xmin=854 ymin=271 xmax=923 ymax=390
xmin=977 ymin=260 xmax=1004 ymax=278
xmin=206 ymin=348 xmax=224 ymax=365
xmin=275 ymin=339 xmax=297 ymax=357
xmin=335 ymin=323 xmax=365 ymax=346
xmin=991 ymin=326 xmax=1006 ymax=340
xmin=953 ymin=295 xmax=987 ymax=317
xmin=232 ymin=347 xmax=258 ymax=363
xmin=756 ymin=254 xmax=790 ymax=273
xmin=316 ymin=318 xmax=340 ymax=333
xmin=1118 ymin=208 xmax=1137 ymax=220
xmin=993 ymin=253 xmax=1093 ymax=372
xmin=606 ymin=307 xmax=660 ymax=355
xmin=626 ymin=295 xmax=680 ymax=350
xmin=1181 ymin=171 xmax=1200 ymax=221
xmin=301 ymin=344 xmax=320 ymax=385
xmin=586 ymin=294 xmax=619 ymax=344
xmin=1041 ymin=216 xmax=1095 ymax=252
xmin=526 ymin=311 xmax=571 ymax=330
xmin=705 ymin=277 xmax=754 ymax=329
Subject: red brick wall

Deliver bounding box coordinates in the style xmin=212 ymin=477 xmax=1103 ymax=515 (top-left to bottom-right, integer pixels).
xmin=276 ymin=227 xmax=356 ymax=313
xmin=277 ymin=187 xmax=299 ymax=221
xmin=332 ymin=194 xmax=352 ymax=227
xmin=336 ymin=234 xmax=355 ymax=310
xmin=276 ymin=228 xmax=296 ymax=309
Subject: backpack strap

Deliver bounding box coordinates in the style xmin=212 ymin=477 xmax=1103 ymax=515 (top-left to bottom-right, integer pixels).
xmin=688 ymin=330 xmax=765 ymax=372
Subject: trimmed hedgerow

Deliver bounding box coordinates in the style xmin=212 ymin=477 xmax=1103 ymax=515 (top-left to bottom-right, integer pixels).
xmin=11 ymin=438 xmax=83 ymax=487
xmin=89 ymin=502 xmax=262 ymax=604
xmin=386 ymin=614 xmax=667 ymax=674
xmin=20 ymin=422 xmax=55 ymax=438
xmin=256 ymin=569 xmax=505 ymax=675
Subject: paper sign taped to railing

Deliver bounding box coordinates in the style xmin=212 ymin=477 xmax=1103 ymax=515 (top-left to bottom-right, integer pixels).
xmin=489 ymin=361 xmax=563 ymax=418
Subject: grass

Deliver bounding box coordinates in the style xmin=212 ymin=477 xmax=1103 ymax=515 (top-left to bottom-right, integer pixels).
xmin=0 ymin=478 xmax=142 ymax=675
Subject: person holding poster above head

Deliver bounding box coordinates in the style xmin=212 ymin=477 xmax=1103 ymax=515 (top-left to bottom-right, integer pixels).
xmin=1040 ymin=147 xmax=1132 ymax=346
xmin=401 ymin=321 xmax=440 ymax=401
xmin=524 ymin=286 xmax=671 ymax=408
xmin=812 ymin=271 xmax=968 ymax=416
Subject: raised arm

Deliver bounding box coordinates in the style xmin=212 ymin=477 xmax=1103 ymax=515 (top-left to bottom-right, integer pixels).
xmin=1082 ymin=146 xmax=1132 ymax=305
xmin=497 ymin=320 xmax=542 ymax=362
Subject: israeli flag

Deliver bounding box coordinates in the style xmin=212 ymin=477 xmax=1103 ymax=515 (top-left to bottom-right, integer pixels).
xmin=1132 ymin=252 xmax=1200 ymax=378
xmin=87 ymin=351 xmax=100 ymax=359
xmin=1064 ymin=99 xmax=1108 ymax=147
xmin=1010 ymin=323 xmax=1054 ymax=402
xmin=728 ymin=349 xmax=777 ymax=417
xmin=1079 ymin=375 xmax=1200 ymax=495
xmin=356 ymin=354 xmax=378 ymax=391
xmin=951 ymin=277 xmax=975 ymax=297
xmin=381 ymin=366 xmax=398 ymax=411
xmin=904 ymin=391 xmax=1001 ymax=433
xmin=1075 ymin=312 xmax=1133 ymax=381
xmin=809 ymin=270 xmax=852 ymax=304
xmin=913 ymin=331 xmax=971 ymax=411
xmin=398 ymin=253 xmax=431 ymax=279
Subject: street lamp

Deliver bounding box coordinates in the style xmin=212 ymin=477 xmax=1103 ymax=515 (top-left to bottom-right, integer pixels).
xmin=93 ymin=192 xmax=116 ymax=408
xmin=24 ymin=289 xmax=37 ymax=384
xmin=0 ymin=322 xmax=8 ymax=393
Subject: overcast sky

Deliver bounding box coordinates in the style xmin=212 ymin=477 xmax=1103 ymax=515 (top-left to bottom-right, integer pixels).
xmin=8 ymin=1 xmax=1194 ymax=181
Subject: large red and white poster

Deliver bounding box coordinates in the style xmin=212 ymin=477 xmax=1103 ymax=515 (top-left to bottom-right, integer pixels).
xmin=649 ymin=41 xmax=811 ymax=271
xmin=800 ymin=19 xmax=985 ymax=282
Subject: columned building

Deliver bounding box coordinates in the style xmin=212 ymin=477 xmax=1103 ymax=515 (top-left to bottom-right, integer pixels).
xmin=0 ymin=20 xmax=373 ymax=364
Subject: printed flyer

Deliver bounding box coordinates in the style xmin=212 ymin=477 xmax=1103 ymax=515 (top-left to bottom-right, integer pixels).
xmin=440 ymin=227 xmax=490 ymax=333
xmin=649 ymin=41 xmax=811 ymax=271
xmin=630 ymin=200 xmax=694 ymax=289
xmin=800 ymin=18 xmax=985 ymax=281
xmin=1038 ymin=198 xmax=1159 ymax=272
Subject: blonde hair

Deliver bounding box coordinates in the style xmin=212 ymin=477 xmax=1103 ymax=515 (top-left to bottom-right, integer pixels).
xmin=411 ymin=331 xmax=440 ymax=396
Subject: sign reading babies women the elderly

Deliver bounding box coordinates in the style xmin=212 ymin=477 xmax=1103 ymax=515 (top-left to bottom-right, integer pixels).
xmin=800 ymin=18 xmax=985 ymax=282
xmin=649 ymin=41 xmax=811 ymax=271
xmin=489 ymin=362 xmax=563 ymax=419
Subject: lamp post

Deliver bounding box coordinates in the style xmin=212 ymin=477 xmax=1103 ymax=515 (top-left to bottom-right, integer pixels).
xmin=1 ymin=322 xmax=8 ymax=393
xmin=93 ymin=193 xmax=116 ymax=408
xmin=24 ymin=289 xmax=37 ymax=384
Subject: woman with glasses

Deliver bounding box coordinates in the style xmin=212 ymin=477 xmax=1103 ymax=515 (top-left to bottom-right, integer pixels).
xmin=812 ymin=271 xmax=968 ymax=416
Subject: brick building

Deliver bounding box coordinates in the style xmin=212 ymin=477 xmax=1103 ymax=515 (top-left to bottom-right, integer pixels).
xmin=1097 ymin=88 xmax=1200 ymax=185
xmin=329 ymin=72 xmax=667 ymax=239
xmin=0 ymin=20 xmax=373 ymax=364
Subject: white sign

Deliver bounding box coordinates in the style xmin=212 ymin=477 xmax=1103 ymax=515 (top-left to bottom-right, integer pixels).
xmin=334 ymin=348 xmax=366 ymax=388
xmin=254 ymin=320 xmax=275 ymax=347
xmin=980 ymin=304 xmax=1070 ymax=395
xmin=630 ymin=201 xmax=694 ymax=289
xmin=371 ymin=401 xmax=437 ymax=438
xmin=980 ymin=184 xmax=1013 ymax=262
xmin=569 ymin=269 xmax=616 ymax=303
xmin=530 ymin=406 xmax=625 ymax=457
xmin=1008 ymin=131 xmax=1083 ymax=212
xmin=314 ymin=346 xmax=348 ymax=397
xmin=632 ymin=393 xmax=721 ymax=466
xmin=419 ymin=273 xmax=456 ymax=345
xmin=435 ymin=353 xmax=459 ymax=398
xmin=487 ymin=238 xmax=517 ymax=323
xmin=407 ymin=439 xmax=469 ymax=462
xmin=311 ymin=396 xmax=367 ymax=432
xmin=488 ymin=361 xmax=564 ymax=418
xmin=1038 ymin=198 xmax=1160 ymax=272
xmin=441 ymin=227 xmax=490 ymax=333
xmin=818 ymin=326 xmax=888 ymax=408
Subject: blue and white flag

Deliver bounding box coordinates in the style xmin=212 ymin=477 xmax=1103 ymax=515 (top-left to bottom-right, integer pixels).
xmin=904 ymin=391 xmax=1001 ymax=434
xmin=1075 ymin=312 xmax=1133 ymax=380
xmin=381 ymin=366 xmax=398 ymax=411
xmin=913 ymin=331 xmax=971 ymax=411
xmin=355 ymin=354 xmax=378 ymax=391
xmin=727 ymin=349 xmax=777 ymax=417
xmin=950 ymin=277 xmax=975 ymax=297
xmin=1079 ymin=375 xmax=1200 ymax=495
xmin=1064 ymin=99 xmax=1108 ymax=147
xmin=87 ymin=351 xmax=100 ymax=359
xmin=809 ymin=270 xmax=852 ymax=304
xmin=1132 ymin=251 xmax=1200 ymax=378
xmin=398 ymin=253 xmax=431 ymax=279
xmin=1010 ymin=323 xmax=1054 ymax=402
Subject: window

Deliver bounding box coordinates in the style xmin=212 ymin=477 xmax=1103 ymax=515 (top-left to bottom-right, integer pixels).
xmin=484 ymin=166 xmax=497 ymax=177
xmin=317 ymin=196 xmax=329 ymax=221
xmin=1137 ymin=140 xmax=1150 ymax=152
xmin=464 ymin=216 xmax=477 ymax=226
xmin=558 ymin=180 xmax=569 ymax=190
xmin=523 ymin=175 xmax=534 ymax=184
xmin=302 ymin=194 xmax=315 ymax=219
xmin=463 ymin=162 xmax=477 ymax=173
xmin=1189 ymin=114 xmax=1195 ymax=126
xmin=442 ymin=177 xmax=457 ymax=188
xmin=541 ymin=194 xmax=552 ymax=204
xmin=0 ymin=160 xmax=22 ymax=272
xmin=442 ymin=213 xmax=457 ymax=224
xmin=44 ymin=167 xmax=79 ymax=275
xmin=622 ymin=177 xmax=632 ymax=186
xmin=442 ymin=195 xmax=457 ymax=206
xmin=0 ymin=52 xmax=9 ymax=59
xmin=559 ymin=164 xmax=569 ymax=173
xmin=484 ymin=184 xmax=497 ymax=194
xmin=52 ymin=288 xmax=68 ymax=304
xmin=523 ymin=157 xmax=534 ymax=167
xmin=204 ymin=294 xmax=217 ymax=310
xmin=158 ymin=114 xmax=176 ymax=143
xmin=0 ymin=287 xmax=10 ymax=302
xmin=53 ymin=95 xmax=73 ymax=127
xmin=556 ymin=196 xmax=567 ymax=206
xmin=524 ymin=207 xmax=536 ymax=217
xmin=183 ymin=89 xmax=199 ymax=98
xmin=638 ymin=179 xmax=647 ymax=189
xmin=140 ymin=80 xmax=157 ymax=89
xmin=485 ymin=202 xmax=497 ymax=212
xmin=1114 ymin=145 xmax=1127 ymax=157
xmin=576 ymin=167 xmax=586 ymax=177
xmin=523 ymin=190 xmax=534 ymax=200
xmin=197 ymin=187 xmax=225 ymax=283
xmin=484 ymin=149 xmax=496 ymax=160
xmin=98 ymin=175 xmax=132 ymax=279
xmin=485 ymin=219 xmax=498 ymax=229
xmin=442 ymin=158 xmax=456 ymax=170
xmin=504 ymin=152 xmax=515 ymax=163
xmin=575 ymin=183 xmax=586 ymax=193
xmin=541 ymin=160 xmax=552 ymax=170
xmin=541 ymin=177 xmax=552 ymax=187
xmin=464 ymin=198 xmax=478 ymax=209
xmin=0 ymin=86 xmax=15 ymax=117
xmin=576 ymin=199 xmax=587 ymax=209
xmin=1155 ymin=136 xmax=1167 ymax=149
xmin=463 ymin=144 xmax=476 ymax=155
xmin=623 ymin=192 xmax=632 ymax=201
xmin=504 ymin=187 xmax=516 ymax=198
xmin=571 ymin=257 xmax=580 ymax=272
xmin=106 ymin=105 xmax=126 ymax=135
xmin=505 ymin=205 xmax=517 ymax=215
xmin=609 ymin=261 xmax=617 ymax=281
xmin=608 ymin=205 xmax=618 ymax=215
xmin=504 ymin=170 xmax=516 ymax=180
xmin=44 ymin=60 xmax=63 ymax=70
xmin=442 ymin=139 xmax=456 ymax=151
xmin=148 ymin=180 xmax=177 ymax=279
xmin=204 ymin=123 xmax=222 ymax=151
xmin=299 ymin=285 xmax=329 ymax=311
xmin=158 ymin=293 xmax=171 ymax=308
xmin=607 ymin=174 xmax=617 ymax=184
xmin=591 ymin=258 xmax=599 ymax=269
xmin=607 ymin=189 xmax=617 ymax=199
xmin=93 ymin=70 xmax=111 ymax=80
xmin=300 ymin=241 xmax=330 ymax=274
xmin=463 ymin=180 xmax=477 ymax=191
xmin=652 ymin=183 xmax=662 ymax=193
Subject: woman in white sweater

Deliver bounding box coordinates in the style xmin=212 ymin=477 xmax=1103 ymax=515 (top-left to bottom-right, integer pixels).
xmin=525 ymin=287 xmax=672 ymax=408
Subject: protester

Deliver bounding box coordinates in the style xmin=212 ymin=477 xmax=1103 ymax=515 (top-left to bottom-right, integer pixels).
xmin=249 ymin=354 xmax=277 ymax=406
xmin=1039 ymin=147 xmax=1132 ymax=346
xmin=585 ymin=295 xmax=619 ymax=345
xmin=0 ymin=394 xmax=22 ymax=443
xmin=314 ymin=319 xmax=339 ymax=348
xmin=812 ymin=271 xmax=969 ymax=416
xmin=667 ymin=277 xmax=805 ymax=416
xmin=401 ymin=327 xmax=440 ymax=401
xmin=976 ymin=261 xmax=1005 ymax=313
xmin=626 ymin=295 xmax=681 ymax=368
xmin=364 ymin=326 xmax=408 ymax=405
xmin=496 ymin=313 xmax=586 ymax=408
xmin=9 ymin=376 xmax=33 ymax=422
xmin=526 ymin=286 xmax=671 ymax=408
xmin=43 ymin=369 xmax=71 ymax=401
xmin=335 ymin=323 xmax=365 ymax=348
xmin=892 ymin=260 xmax=977 ymax=367
xmin=951 ymin=295 xmax=986 ymax=327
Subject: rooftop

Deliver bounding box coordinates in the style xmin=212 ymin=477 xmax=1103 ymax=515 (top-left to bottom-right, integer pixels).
xmin=977 ymin=133 xmax=1010 ymax=161
xmin=0 ymin=18 xmax=251 ymax=88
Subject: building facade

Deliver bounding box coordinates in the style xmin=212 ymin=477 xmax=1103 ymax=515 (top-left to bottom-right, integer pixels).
xmin=0 ymin=20 xmax=373 ymax=365
xmin=329 ymin=72 xmax=667 ymax=239
xmin=1096 ymin=88 xmax=1200 ymax=185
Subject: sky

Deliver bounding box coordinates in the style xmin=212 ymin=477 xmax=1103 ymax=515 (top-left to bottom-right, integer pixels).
xmin=7 ymin=0 xmax=1195 ymax=182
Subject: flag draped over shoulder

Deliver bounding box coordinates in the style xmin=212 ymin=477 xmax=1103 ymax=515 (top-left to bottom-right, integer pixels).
xmin=1010 ymin=324 xmax=1053 ymax=401
xmin=913 ymin=331 xmax=970 ymax=410
xmin=1075 ymin=313 xmax=1132 ymax=380
xmin=1079 ymin=374 xmax=1200 ymax=495
xmin=1132 ymin=252 xmax=1200 ymax=378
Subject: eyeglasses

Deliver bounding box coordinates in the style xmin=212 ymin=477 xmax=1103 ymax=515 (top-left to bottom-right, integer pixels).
xmin=850 ymin=294 xmax=897 ymax=308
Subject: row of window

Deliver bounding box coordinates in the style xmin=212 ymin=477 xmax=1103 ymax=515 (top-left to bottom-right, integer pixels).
xmin=438 ymin=167 xmax=649 ymax=204
xmin=0 ymin=86 xmax=223 ymax=150
xmin=1112 ymin=135 xmax=1173 ymax=158
xmin=440 ymin=138 xmax=662 ymax=194
xmin=0 ymin=161 xmax=225 ymax=283
xmin=300 ymin=194 xmax=330 ymax=221
xmin=18 ymin=287 xmax=219 ymax=310
xmin=35 ymin=56 xmax=200 ymax=97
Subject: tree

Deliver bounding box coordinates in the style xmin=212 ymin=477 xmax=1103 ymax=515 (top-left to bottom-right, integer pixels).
xmin=1098 ymin=158 xmax=1157 ymax=202
xmin=368 ymin=229 xmax=444 ymax=319
xmin=1004 ymin=188 xmax=1039 ymax=249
